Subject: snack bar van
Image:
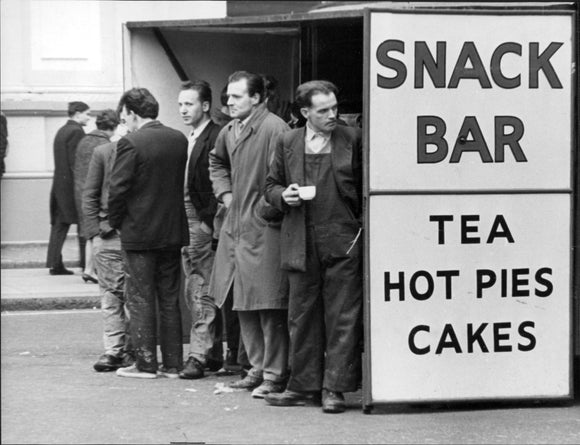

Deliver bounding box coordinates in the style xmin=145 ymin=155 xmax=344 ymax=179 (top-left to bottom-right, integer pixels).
xmin=122 ymin=1 xmax=579 ymax=412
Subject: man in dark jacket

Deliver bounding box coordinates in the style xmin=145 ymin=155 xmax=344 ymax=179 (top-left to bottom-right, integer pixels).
xmin=108 ymin=88 xmax=189 ymax=379
xmin=176 ymin=80 xmax=224 ymax=380
xmin=46 ymin=101 xmax=91 ymax=275
xmin=264 ymin=80 xmax=363 ymax=413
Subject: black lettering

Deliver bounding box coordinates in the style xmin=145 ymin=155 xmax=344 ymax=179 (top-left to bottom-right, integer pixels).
xmin=495 ymin=116 xmax=527 ymax=162
xmin=437 ymin=270 xmax=460 ymax=300
xmin=518 ymin=321 xmax=536 ymax=351
xmin=461 ymin=215 xmax=480 ymax=244
xmin=450 ymin=117 xmax=493 ymax=163
xmin=415 ymin=41 xmax=446 ymax=88
xmin=377 ymin=40 xmax=407 ymax=89
xmin=493 ymin=322 xmax=512 ymax=352
xmin=417 ymin=116 xmax=448 ymax=163
xmin=529 ymin=42 xmax=563 ymax=89
xmin=384 ymin=271 xmax=405 ymax=301
xmin=449 ymin=42 xmax=492 ymax=88
xmin=486 ymin=214 xmax=515 ymax=243
xmin=512 ymin=268 xmax=530 ymax=297
xmin=467 ymin=323 xmax=489 ymax=353
xmin=429 ymin=214 xmax=453 ymax=244
xmin=535 ymin=267 xmax=553 ymax=297
xmin=410 ymin=270 xmax=434 ymax=301
xmin=435 ymin=324 xmax=462 ymax=354
xmin=477 ymin=269 xmax=496 ymax=298
xmin=409 ymin=325 xmax=430 ymax=355
xmin=490 ymin=42 xmax=522 ymax=89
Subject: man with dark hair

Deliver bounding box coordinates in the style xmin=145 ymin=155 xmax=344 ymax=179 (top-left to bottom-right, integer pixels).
xmin=209 ymin=70 xmax=289 ymax=398
xmin=47 ymin=101 xmax=91 ymax=275
xmin=108 ymin=88 xmax=189 ymax=379
xmin=75 ymin=109 xmax=119 ymax=284
xmin=83 ymin=116 xmax=134 ymax=373
xmin=177 ymin=80 xmax=224 ymax=379
xmin=264 ymin=80 xmax=363 ymax=413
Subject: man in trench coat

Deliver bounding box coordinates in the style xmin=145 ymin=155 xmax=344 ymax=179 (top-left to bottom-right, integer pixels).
xmin=209 ymin=71 xmax=289 ymax=398
xmin=46 ymin=101 xmax=91 ymax=275
xmin=263 ymin=80 xmax=363 ymax=413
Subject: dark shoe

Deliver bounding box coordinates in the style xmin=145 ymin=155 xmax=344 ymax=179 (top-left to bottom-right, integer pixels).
xmin=322 ymin=389 xmax=346 ymax=413
xmin=206 ymin=358 xmax=223 ymax=372
xmin=121 ymin=354 xmax=135 ymax=368
xmin=49 ymin=267 xmax=74 ymax=276
xmin=265 ymin=389 xmax=321 ymax=406
xmin=93 ymin=354 xmax=123 ymax=372
xmin=158 ymin=366 xmax=180 ymax=379
xmin=116 ymin=364 xmax=157 ymax=379
xmin=228 ymin=374 xmax=263 ymax=390
xmin=179 ymin=357 xmax=204 ymax=379
xmin=82 ymin=273 xmax=98 ymax=284
xmin=251 ymin=380 xmax=286 ymax=399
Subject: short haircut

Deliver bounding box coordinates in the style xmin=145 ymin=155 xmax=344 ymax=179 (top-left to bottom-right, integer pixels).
xmin=262 ymin=74 xmax=279 ymax=100
xmin=220 ymin=85 xmax=229 ymax=107
xmin=181 ymin=80 xmax=213 ymax=109
xmin=295 ymin=80 xmax=338 ymax=109
xmin=117 ymin=88 xmax=159 ymax=119
xmin=67 ymin=101 xmax=89 ymax=117
xmin=95 ymin=109 xmax=120 ymax=131
xmin=228 ymin=71 xmax=265 ymax=103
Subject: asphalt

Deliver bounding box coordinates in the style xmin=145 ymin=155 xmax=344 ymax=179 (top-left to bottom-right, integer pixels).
xmin=1 ymin=237 xmax=99 ymax=311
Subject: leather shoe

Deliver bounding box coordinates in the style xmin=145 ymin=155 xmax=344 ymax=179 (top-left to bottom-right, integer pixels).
xmin=82 ymin=273 xmax=98 ymax=284
xmin=93 ymin=354 xmax=123 ymax=372
xmin=49 ymin=267 xmax=74 ymax=276
xmin=265 ymin=389 xmax=321 ymax=406
xmin=251 ymin=380 xmax=285 ymax=399
xmin=206 ymin=358 xmax=223 ymax=372
xmin=228 ymin=374 xmax=263 ymax=390
xmin=322 ymin=389 xmax=346 ymax=413
xmin=179 ymin=357 xmax=204 ymax=379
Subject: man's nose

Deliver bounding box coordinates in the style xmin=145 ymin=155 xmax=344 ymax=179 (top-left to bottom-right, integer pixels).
xmin=329 ymin=109 xmax=337 ymax=119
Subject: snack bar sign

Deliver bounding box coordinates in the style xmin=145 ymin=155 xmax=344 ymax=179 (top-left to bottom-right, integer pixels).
xmin=366 ymin=11 xmax=573 ymax=403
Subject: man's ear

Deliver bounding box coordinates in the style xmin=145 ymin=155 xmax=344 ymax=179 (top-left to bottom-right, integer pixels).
xmin=203 ymin=101 xmax=210 ymax=113
xmin=300 ymin=107 xmax=309 ymax=120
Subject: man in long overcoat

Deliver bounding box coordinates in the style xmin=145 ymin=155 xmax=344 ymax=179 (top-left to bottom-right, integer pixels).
xmin=46 ymin=101 xmax=91 ymax=275
xmin=263 ymin=80 xmax=363 ymax=413
xmin=209 ymin=71 xmax=289 ymax=398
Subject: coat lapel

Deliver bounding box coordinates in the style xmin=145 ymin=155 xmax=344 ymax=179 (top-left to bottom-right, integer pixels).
xmin=189 ymin=121 xmax=214 ymax=172
xmin=286 ymin=128 xmax=306 ymax=186
xmin=231 ymin=103 xmax=268 ymax=155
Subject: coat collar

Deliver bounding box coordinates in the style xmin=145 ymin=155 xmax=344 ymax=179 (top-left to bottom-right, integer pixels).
xmin=88 ymin=129 xmax=110 ymax=140
xmin=231 ymin=103 xmax=270 ymax=154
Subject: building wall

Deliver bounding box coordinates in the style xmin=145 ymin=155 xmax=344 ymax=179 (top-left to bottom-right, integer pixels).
xmin=0 ymin=0 xmax=226 ymax=243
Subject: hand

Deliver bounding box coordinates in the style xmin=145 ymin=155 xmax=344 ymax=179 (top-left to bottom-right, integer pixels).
xmin=282 ymin=183 xmax=301 ymax=207
xmin=222 ymin=192 xmax=233 ymax=209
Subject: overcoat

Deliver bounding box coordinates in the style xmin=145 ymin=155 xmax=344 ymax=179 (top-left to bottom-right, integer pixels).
xmin=264 ymin=125 xmax=363 ymax=272
xmin=108 ymin=121 xmax=189 ymax=251
xmin=74 ymin=129 xmax=110 ymax=238
xmin=209 ymin=103 xmax=289 ymax=310
xmin=49 ymin=120 xmax=85 ymax=224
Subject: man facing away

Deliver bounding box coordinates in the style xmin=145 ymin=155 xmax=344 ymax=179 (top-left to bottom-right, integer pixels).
xmin=177 ymin=80 xmax=224 ymax=379
xmin=108 ymin=88 xmax=189 ymax=379
xmin=83 ymin=114 xmax=134 ymax=372
xmin=209 ymin=71 xmax=290 ymax=398
xmin=47 ymin=101 xmax=91 ymax=275
xmin=264 ymin=80 xmax=363 ymax=413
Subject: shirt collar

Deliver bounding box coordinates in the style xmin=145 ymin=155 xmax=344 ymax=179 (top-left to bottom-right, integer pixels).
xmin=189 ymin=119 xmax=211 ymax=141
xmin=305 ymin=123 xmax=331 ymax=141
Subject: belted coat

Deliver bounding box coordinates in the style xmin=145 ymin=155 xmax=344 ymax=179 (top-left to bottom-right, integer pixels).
xmin=208 ymin=103 xmax=289 ymax=310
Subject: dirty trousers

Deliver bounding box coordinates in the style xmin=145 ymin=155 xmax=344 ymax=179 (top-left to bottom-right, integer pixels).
xmin=286 ymin=225 xmax=363 ymax=393
xmin=238 ymin=309 xmax=288 ymax=382
xmin=93 ymin=234 xmax=131 ymax=357
xmin=123 ymin=249 xmax=183 ymax=372
xmin=182 ymin=201 xmax=222 ymax=364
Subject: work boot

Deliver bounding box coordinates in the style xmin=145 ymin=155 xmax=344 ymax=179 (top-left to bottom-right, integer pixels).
xmin=93 ymin=354 xmax=123 ymax=372
xmin=251 ymin=380 xmax=285 ymax=399
xmin=179 ymin=357 xmax=204 ymax=379
xmin=265 ymin=389 xmax=322 ymax=406
xmin=228 ymin=374 xmax=263 ymax=390
xmin=322 ymin=389 xmax=346 ymax=413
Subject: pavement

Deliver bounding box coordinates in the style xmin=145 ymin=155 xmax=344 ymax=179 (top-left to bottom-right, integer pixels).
xmin=1 ymin=236 xmax=99 ymax=311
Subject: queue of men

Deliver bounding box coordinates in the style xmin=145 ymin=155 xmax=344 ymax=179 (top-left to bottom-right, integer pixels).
xmin=66 ymin=72 xmax=363 ymax=414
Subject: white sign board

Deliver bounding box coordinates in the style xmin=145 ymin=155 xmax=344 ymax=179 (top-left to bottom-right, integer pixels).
xmin=368 ymin=12 xmax=573 ymax=192
xmin=366 ymin=11 xmax=573 ymax=404
xmin=368 ymin=194 xmax=571 ymax=401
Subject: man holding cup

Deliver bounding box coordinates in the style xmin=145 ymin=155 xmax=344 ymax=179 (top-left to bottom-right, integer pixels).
xmin=264 ymin=80 xmax=363 ymax=413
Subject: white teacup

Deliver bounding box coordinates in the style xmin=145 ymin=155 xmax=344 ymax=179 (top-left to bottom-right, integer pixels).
xmin=298 ymin=186 xmax=316 ymax=200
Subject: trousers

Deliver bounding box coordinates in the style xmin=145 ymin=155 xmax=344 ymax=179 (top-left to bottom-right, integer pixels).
xmin=46 ymin=221 xmax=83 ymax=270
xmin=93 ymin=234 xmax=131 ymax=357
xmin=123 ymin=249 xmax=183 ymax=372
xmin=286 ymin=225 xmax=363 ymax=393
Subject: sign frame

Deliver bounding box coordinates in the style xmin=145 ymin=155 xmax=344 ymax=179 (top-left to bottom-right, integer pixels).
xmin=362 ymin=6 xmax=577 ymax=413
